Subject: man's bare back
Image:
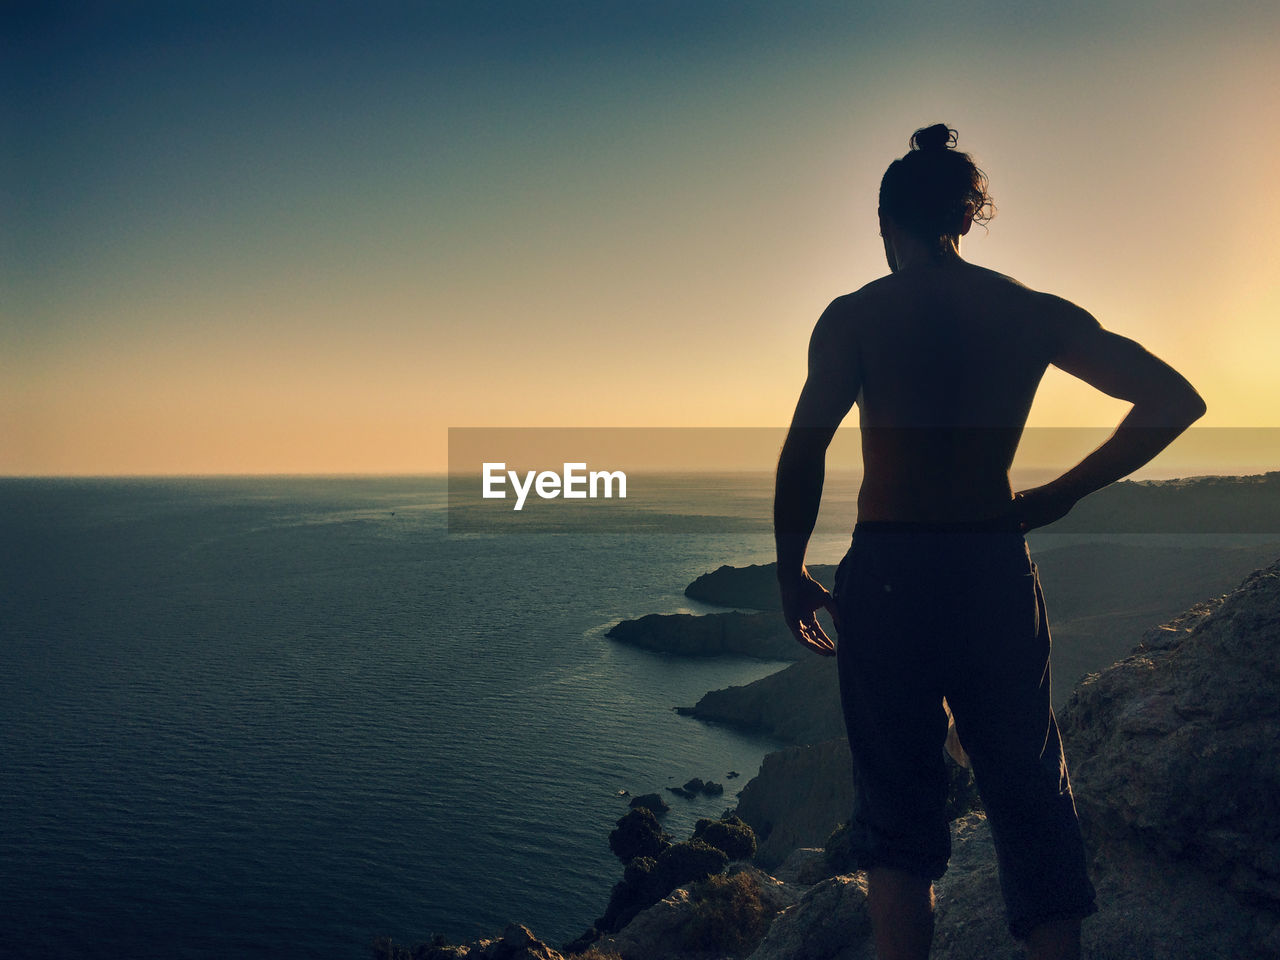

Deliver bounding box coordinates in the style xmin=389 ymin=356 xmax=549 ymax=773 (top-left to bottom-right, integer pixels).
xmin=772 ymin=123 xmax=1205 ymax=960
xmin=782 ymin=256 xmax=1204 ymax=557
xmin=810 ymin=258 xmax=1192 ymax=523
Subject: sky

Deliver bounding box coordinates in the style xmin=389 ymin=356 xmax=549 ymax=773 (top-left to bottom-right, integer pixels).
xmin=4 ymin=1 xmax=1279 ymax=475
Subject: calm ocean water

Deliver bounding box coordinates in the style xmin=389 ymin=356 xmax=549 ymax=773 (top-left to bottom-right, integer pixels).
xmin=0 ymin=476 xmax=856 ymax=959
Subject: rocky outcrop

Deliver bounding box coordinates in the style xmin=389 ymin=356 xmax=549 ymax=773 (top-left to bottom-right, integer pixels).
xmin=472 ymin=926 xmax=567 ymax=960
xmin=906 ymin=809 xmax=1266 ymax=960
xmin=627 ymin=792 xmax=670 ymax=814
xmin=746 ymin=873 xmax=873 ymax=960
xmin=399 ymin=924 xmax=567 ymax=960
xmin=602 ymin=865 xmax=802 ymax=960
xmin=603 ymin=885 xmax=699 ymax=960
xmin=679 ymin=656 xmax=844 ymax=745
xmin=733 ymin=739 xmax=854 ymax=869
xmin=1058 ymin=558 xmax=1280 ymax=948
xmin=607 ymin=611 xmax=802 ymax=660
xmin=744 ymin=807 xmax=1270 ymax=960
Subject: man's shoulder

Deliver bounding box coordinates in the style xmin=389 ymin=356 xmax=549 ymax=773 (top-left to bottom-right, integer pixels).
xmin=965 ymin=266 xmax=1098 ymax=319
xmin=821 ymin=275 xmax=897 ymax=319
xmin=966 ymin=270 xmax=1102 ymax=359
xmin=971 ymin=263 xmax=1026 ymax=288
xmin=835 ymin=264 xmax=1028 ymax=301
xmin=843 ymin=273 xmax=900 ymax=301
xmin=821 ymin=264 xmax=1094 ymax=326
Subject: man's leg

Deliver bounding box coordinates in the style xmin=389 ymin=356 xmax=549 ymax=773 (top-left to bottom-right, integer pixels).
xmin=1024 ymin=917 xmax=1081 ymax=960
xmin=944 ymin=557 xmax=1096 ymax=947
xmin=866 ymin=867 xmax=934 ymax=960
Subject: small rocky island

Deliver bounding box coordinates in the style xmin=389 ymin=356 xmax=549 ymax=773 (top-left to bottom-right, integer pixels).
xmin=606 ymin=611 xmax=800 ymax=661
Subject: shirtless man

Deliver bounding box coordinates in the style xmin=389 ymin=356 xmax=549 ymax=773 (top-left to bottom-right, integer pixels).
xmin=773 ymin=125 xmax=1205 ymax=960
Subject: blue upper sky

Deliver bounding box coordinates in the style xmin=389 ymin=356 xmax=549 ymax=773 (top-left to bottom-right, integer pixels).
xmin=5 ymin=1 xmax=1278 ymax=472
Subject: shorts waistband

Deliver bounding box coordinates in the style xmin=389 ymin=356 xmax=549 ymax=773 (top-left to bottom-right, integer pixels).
xmin=854 ymin=516 xmax=1021 ymax=535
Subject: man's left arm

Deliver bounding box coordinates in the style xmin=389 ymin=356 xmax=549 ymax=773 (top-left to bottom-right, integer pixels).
xmin=774 ymin=298 xmax=861 ymax=655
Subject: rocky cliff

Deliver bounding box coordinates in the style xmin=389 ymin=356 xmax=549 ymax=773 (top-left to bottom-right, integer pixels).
xmin=1058 ymin=557 xmax=1280 ymax=951
xmin=731 ymin=739 xmax=854 ymax=869
xmin=678 ymin=656 xmax=844 ymax=745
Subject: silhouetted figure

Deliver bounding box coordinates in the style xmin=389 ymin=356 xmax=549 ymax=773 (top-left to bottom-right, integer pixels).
xmin=773 ymin=124 xmax=1205 ymax=960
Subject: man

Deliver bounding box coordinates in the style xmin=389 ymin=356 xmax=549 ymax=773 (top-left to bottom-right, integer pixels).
xmin=773 ymin=125 xmax=1205 ymax=960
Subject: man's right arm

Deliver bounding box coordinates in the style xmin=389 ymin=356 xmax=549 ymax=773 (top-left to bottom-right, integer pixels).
xmin=1016 ymin=299 xmax=1207 ymax=531
xmin=774 ymin=297 xmax=861 ymax=654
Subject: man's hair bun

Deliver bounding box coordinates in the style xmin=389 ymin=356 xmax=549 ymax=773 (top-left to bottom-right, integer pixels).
xmin=879 ymin=123 xmax=994 ymax=239
xmin=909 ymin=124 xmax=957 ymax=152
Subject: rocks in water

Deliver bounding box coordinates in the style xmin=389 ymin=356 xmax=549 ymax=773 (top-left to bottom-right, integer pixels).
xmin=606 ymin=610 xmax=801 ymax=660
xmin=598 ymin=839 xmax=729 ymax=935
xmin=660 ymin=777 xmax=727 ymax=801
xmin=609 ymin=808 xmax=670 ymax=863
xmin=597 ymin=815 xmax=758 ymax=941
xmin=627 ymin=792 xmax=669 ymax=815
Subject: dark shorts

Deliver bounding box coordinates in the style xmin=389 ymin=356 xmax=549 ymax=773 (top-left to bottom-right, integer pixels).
xmin=833 ymin=521 xmax=1097 ymax=939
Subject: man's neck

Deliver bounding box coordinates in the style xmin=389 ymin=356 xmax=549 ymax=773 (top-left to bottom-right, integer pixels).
xmin=888 ymin=233 xmax=964 ymax=273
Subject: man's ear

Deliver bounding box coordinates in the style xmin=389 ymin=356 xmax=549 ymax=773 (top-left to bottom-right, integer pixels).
xmin=878 ymin=208 xmax=888 ymax=238
xmin=958 ymin=202 xmax=975 ymax=237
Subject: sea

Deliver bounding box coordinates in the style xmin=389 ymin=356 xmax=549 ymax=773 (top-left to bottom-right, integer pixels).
xmin=0 ymin=475 xmax=860 ymax=959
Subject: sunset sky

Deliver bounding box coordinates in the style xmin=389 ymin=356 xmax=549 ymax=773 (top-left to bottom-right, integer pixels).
xmin=5 ymin=1 xmax=1278 ymax=475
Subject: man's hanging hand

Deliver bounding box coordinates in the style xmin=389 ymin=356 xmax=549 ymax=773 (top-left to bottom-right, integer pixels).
xmin=778 ymin=569 xmax=839 ymax=657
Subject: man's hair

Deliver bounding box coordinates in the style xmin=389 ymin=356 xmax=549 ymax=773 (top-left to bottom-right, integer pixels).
xmin=878 ymin=124 xmax=995 ymax=240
